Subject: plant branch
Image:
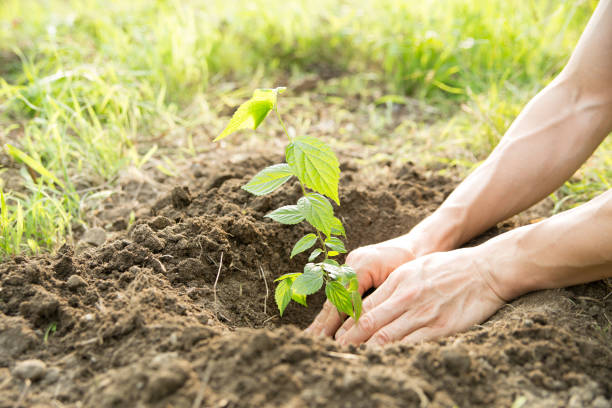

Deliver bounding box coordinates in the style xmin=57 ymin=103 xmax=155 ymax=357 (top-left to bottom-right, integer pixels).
xmin=275 ymin=105 xmax=307 ymax=196
xmin=259 ymin=265 xmax=269 ymax=315
xmin=275 ymin=106 xmax=292 ymax=141
xmin=213 ymin=252 xmax=224 ymax=320
xmin=316 ymin=230 xmax=328 ymax=261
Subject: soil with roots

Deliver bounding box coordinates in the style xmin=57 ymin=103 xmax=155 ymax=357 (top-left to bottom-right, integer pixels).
xmin=0 ymin=154 xmax=610 ymax=408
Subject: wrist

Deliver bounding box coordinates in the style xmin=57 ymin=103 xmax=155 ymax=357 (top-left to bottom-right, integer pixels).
xmin=408 ymin=206 xmax=467 ymax=256
xmin=474 ymin=225 xmax=541 ymax=301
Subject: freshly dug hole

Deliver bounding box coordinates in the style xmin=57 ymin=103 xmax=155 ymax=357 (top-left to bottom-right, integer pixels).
xmin=0 ymin=154 xmax=610 ymax=408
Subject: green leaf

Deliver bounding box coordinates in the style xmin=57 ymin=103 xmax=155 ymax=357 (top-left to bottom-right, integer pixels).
xmin=304 ymin=262 xmax=324 ymax=273
xmin=331 ymin=217 xmax=346 ymax=236
xmin=291 ymin=292 xmax=308 ymax=307
xmin=341 ymin=265 xmax=357 ymax=278
xmin=214 ymin=89 xmax=279 ymax=141
xmin=274 ymin=272 xmax=302 ymax=282
xmin=325 ymin=236 xmax=347 ymax=253
xmin=242 ymin=163 xmax=293 ymax=196
xmin=323 ymin=259 xmax=340 ymax=267
xmin=265 ymin=205 xmax=305 ymax=224
xmin=322 ymin=262 xmax=342 ymax=277
xmin=337 ymin=266 xmax=358 ymax=289
xmin=290 ymin=233 xmax=318 ymax=258
xmin=308 ymin=248 xmax=323 ymax=262
xmin=325 ymin=281 xmax=354 ymax=317
xmin=348 ymin=276 xmax=359 ymax=291
xmin=297 ymin=193 xmax=334 ymax=235
xmin=286 ymin=136 xmax=340 ymax=204
xmin=4 ymin=144 xmax=65 ymax=189
xmin=352 ymin=290 xmax=363 ymax=322
xmin=275 ymin=279 xmax=293 ymax=316
xmin=292 ymin=266 xmax=324 ymax=295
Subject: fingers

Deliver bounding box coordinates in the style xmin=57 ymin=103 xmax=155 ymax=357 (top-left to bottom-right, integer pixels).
xmin=334 ymin=273 xmax=399 ymax=339
xmin=400 ymin=327 xmax=443 ymax=344
xmin=306 ymin=248 xmax=379 ymax=337
xmin=305 ymin=300 xmax=343 ymax=337
xmin=335 ymin=294 xmax=405 ymax=345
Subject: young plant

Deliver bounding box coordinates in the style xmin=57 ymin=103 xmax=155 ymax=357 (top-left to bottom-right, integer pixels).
xmin=215 ymin=87 xmax=361 ymax=321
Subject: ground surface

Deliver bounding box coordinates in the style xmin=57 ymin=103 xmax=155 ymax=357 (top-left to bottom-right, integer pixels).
xmin=0 ymin=150 xmax=610 ymax=408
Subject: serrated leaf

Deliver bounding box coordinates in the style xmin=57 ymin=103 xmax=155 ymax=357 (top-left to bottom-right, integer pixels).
xmin=337 ymin=267 xmax=358 ymax=289
xmin=325 ymin=281 xmax=354 ymax=317
xmin=331 ymin=217 xmax=346 ymax=236
xmin=322 ymin=262 xmax=342 ymax=277
xmin=323 ymin=259 xmax=340 ymax=267
xmin=341 ymin=265 xmax=357 ymax=278
xmin=286 ymin=136 xmax=340 ymax=204
xmin=275 ymin=279 xmax=292 ymax=316
xmin=290 ymin=233 xmax=318 ymax=258
xmin=242 ymin=163 xmax=293 ymax=196
xmin=352 ymin=290 xmax=363 ymax=322
xmin=292 ymin=267 xmax=324 ymax=296
xmin=215 ymin=89 xmax=278 ymax=141
xmin=348 ymin=276 xmax=359 ymax=291
xmin=274 ymin=272 xmax=302 ymax=282
xmin=265 ymin=205 xmax=305 ymax=224
xmin=308 ymin=248 xmax=323 ymax=262
xmin=291 ymin=292 xmax=307 ymax=307
xmin=297 ymin=193 xmax=334 ymax=235
xmin=325 ymin=236 xmax=346 ymax=253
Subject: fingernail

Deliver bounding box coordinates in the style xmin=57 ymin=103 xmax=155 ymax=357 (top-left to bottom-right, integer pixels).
xmin=335 ymin=328 xmax=346 ymax=339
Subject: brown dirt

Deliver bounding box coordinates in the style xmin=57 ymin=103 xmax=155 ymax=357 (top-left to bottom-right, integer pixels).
xmin=0 ymin=153 xmax=610 ymax=408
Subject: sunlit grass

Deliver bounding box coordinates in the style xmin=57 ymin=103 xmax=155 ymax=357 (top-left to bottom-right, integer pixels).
xmin=0 ymin=0 xmax=605 ymax=258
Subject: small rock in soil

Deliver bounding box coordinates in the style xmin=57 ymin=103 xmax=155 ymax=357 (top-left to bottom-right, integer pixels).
xmin=67 ymin=274 xmax=87 ymax=290
xmin=81 ymin=227 xmax=107 ymax=246
xmin=13 ymin=359 xmax=47 ymax=381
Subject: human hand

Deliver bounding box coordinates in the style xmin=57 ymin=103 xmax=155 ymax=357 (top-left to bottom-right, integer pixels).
xmin=305 ymin=235 xmax=419 ymax=337
xmin=334 ymin=247 xmax=507 ymax=345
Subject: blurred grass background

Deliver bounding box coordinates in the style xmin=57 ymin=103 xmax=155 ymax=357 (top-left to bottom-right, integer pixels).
xmin=0 ymin=0 xmax=608 ymax=258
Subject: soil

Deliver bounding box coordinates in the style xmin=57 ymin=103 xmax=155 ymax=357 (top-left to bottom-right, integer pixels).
xmin=0 ymin=152 xmax=610 ymax=408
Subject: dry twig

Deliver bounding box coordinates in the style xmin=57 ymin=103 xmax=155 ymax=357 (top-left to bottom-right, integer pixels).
xmin=213 ymin=252 xmax=224 ymax=319
xmin=259 ymin=265 xmax=269 ymax=315
xmin=14 ymin=379 xmax=31 ymax=408
xmin=192 ymin=363 xmax=215 ymax=408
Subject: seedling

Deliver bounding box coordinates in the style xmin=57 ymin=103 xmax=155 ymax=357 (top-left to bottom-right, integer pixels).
xmin=215 ymin=87 xmax=361 ymax=321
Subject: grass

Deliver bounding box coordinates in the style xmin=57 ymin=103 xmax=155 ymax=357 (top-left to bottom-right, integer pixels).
xmin=0 ymin=0 xmax=608 ymax=259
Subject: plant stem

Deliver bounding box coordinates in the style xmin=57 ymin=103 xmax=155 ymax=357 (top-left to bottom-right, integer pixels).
xmin=276 ymin=96 xmax=323 ymax=263
xmin=275 ymin=106 xmax=292 ymax=142
xmin=275 ymin=105 xmax=306 ymax=195
xmin=317 ymin=230 xmax=328 ymax=260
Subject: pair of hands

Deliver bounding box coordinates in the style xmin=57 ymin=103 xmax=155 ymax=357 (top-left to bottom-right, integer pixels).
xmin=306 ymin=237 xmax=507 ymax=345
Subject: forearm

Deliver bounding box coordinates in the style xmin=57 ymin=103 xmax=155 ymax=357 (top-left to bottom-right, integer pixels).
xmin=479 ymin=189 xmax=612 ymax=300
xmin=423 ymin=76 xmax=612 ymax=250
xmin=407 ymin=1 xmax=612 ymax=256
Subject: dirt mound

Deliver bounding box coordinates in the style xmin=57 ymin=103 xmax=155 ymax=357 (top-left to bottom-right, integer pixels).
xmin=0 ymin=155 xmax=610 ymax=408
